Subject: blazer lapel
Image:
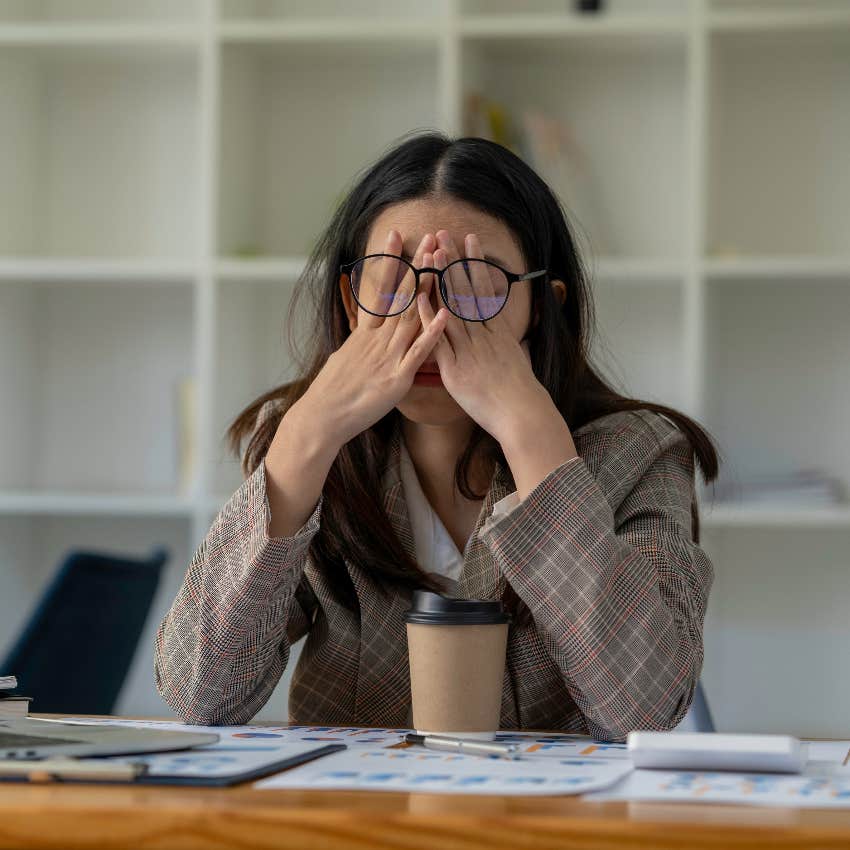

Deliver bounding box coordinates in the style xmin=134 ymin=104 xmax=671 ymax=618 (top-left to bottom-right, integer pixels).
xmin=350 ymin=421 xmax=517 ymax=726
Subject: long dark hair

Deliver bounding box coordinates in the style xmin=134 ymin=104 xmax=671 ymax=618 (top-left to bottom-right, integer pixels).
xmin=226 ymin=130 xmax=720 ymax=621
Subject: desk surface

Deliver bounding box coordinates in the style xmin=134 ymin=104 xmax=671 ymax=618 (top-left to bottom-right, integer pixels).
xmin=1 ymin=716 xmax=849 ymax=850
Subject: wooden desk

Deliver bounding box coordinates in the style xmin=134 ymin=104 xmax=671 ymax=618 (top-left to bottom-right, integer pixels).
xmin=1 ymin=716 xmax=849 ymax=850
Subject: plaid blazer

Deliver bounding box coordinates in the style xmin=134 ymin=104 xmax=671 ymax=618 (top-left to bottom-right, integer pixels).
xmin=154 ymin=402 xmax=713 ymax=742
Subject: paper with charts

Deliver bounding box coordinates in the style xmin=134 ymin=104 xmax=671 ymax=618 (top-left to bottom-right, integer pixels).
xmin=254 ymin=728 xmax=633 ymax=795
xmin=582 ymin=740 xmax=850 ymax=807
xmin=584 ymin=767 xmax=850 ymax=807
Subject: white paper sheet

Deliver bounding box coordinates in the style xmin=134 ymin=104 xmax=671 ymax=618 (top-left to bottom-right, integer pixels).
xmin=803 ymin=740 xmax=850 ymax=776
xmin=254 ymin=745 xmax=633 ymax=795
xmin=583 ymin=738 xmax=850 ymax=807
xmin=582 ymin=767 xmax=850 ymax=807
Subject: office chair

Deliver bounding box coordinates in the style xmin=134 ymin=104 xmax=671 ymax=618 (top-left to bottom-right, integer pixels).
xmin=0 ymin=546 xmax=169 ymax=715
xmin=677 ymin=679 xmax=716 ymax=733
xmin=690 ymin=680 xmax=716 ymax=732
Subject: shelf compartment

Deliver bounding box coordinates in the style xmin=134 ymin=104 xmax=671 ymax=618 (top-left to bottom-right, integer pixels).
xmin=592 ymin=257 xmax=684 ymax=284
xmin=459 ymin=33 xmax=688 ymax=262
xmin=219 ymin=0 xmax=446 ymax=20
xmin=0 ymin=0 xmax=200 ymax=22
xmin=0 ymin=44 xmax=200 ymax=259
xmin=0 ymin=23 xmax=199 ymax=46
xmin=709 ymin=0 xmax=850 ymax=32
xmin=706 ymin=25 xmax=850 ymax=259
xmin=700 ymin=503 xmax=850 ymax=529
xmin=458 ymin=17 xmax=687 ymax=42
xmin=0 ymin=491 xmax=195 ymax=517
xmin=218 ymin=40 xmax=439 ymax=258
xmin=0 ymin=279 xmax=196 ymax=495
xmin=703 ymin=278 xmax=850 ymax=510
xmin=589 ymin=276 xmax=686 ymax=413
xmin=0 ymin=258 xmax=197 ymax=284
xmin=459 ymin=0 xmax=686 ymax=19
xmin=216 ymin=257 xmax=305 ymax=282
xmin=219 ymin=19 xmax=442 ymax=40
xmin=704 ymin=256 xmax=850 ymax=282
xmin=212 ymin=274 xmax=305 ymax=498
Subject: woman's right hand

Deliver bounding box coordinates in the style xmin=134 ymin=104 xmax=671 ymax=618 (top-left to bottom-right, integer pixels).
xmin=292 ymin=230 xmax=449 ymax=450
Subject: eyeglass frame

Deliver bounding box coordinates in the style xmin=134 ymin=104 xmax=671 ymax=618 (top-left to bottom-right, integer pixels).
xmin=339 ymin=253 xmax=548 ymax=322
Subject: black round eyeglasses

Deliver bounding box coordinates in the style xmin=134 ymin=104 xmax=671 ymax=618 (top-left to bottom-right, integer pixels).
xmin=340 ymin=254 xmax=548 ymax=322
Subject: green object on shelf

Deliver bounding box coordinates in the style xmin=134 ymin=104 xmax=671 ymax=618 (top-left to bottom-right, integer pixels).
xmin=233 ymin=244 xmax=262 ymax=257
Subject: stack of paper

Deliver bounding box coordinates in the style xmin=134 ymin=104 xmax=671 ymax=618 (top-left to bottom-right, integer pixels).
xmin=0 ymin=675 xmax=31 ymax=720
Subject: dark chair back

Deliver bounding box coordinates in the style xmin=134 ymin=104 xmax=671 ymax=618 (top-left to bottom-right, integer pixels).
xmin=1 ymin=547 xmax=168 ymax=714
xmin=690 ymin=680 xmax=716 ymax=732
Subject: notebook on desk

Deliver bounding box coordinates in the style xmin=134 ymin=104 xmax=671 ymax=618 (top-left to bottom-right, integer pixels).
xmin=0 ymin=675 xmax=32 ymax=719
xmin=0 ymin=718 xmax=346 ymax=786
xmin=0 ymin=717 xmax=218 ymax=759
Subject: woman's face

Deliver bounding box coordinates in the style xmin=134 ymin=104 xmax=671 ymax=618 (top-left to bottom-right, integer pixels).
xmin=341 ymin=197 xmax=555 ymax=428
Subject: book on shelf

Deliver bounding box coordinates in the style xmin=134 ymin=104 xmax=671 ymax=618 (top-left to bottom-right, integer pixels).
xmin=0 ymin=675 xmax=32 ymax=719
xmin=175 ymin=375 xmax=197 ymax=496
xmin=462 ymin=92 xmax=612 ymax=254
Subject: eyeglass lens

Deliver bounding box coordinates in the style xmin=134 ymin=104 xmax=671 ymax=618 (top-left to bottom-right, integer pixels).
xmin=350 ymin=255 xmax=509 ymax=320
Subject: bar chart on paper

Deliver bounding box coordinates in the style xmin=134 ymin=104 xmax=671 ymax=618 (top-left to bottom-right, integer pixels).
xmin=253 ymin=730 xmax=633 ymax=795
xmin=254 ymin=746 xmax=633 ymax=796
xmin=586 ymin=770 xmax=850 ymax=807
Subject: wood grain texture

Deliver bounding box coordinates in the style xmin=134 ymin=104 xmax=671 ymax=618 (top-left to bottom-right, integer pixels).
xmin=1 ymin=716 xmax=848 ymax=850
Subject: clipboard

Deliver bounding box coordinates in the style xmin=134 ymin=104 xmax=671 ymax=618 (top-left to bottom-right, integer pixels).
xmin=0 ymin=743 xmax=346 ymax=786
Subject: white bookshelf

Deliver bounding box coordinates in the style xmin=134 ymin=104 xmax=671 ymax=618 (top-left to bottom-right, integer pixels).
xmin=1 ymin=0 xmax=848 ymax=735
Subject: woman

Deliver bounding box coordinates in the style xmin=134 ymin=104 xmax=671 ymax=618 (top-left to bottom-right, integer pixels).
xmin=155 ymin=131 xmax=719 ymax=742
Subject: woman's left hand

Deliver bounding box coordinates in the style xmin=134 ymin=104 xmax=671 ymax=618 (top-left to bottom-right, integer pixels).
xmin=416 ymin=230 xmax=556 ymax=447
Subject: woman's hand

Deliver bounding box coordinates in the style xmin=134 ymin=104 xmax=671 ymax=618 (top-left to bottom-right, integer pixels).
xmin=416 ymin=229 xmax=555 ymax=447
xmin=293 ymin=230 xmax=450 ymax=450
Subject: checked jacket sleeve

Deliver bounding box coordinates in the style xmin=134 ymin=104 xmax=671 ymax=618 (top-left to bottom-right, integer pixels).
xmin=154 ymin=402 xmax=323 ymax=725
xmin=478 ymin=414 xmax=714 ymax=742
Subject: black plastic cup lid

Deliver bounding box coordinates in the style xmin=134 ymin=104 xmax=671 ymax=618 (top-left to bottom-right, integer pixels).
xmin=403 ymin=590 xmax=510 ymax=626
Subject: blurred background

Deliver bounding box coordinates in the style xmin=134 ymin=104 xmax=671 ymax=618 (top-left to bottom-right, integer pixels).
xmin=0 ymin=0 xmax=848 ymax=736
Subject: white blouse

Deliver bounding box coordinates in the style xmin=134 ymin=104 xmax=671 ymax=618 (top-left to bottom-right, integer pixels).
xmin=398 ymin=438 xmax=520 ymax=595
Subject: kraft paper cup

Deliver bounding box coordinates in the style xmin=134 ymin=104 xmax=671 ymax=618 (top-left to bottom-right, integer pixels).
xmin=403 ymin=590 xmax=511 ymax=741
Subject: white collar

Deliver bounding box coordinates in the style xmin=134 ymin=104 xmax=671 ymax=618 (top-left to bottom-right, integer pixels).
xmin=398 ymin=438 xmax=521 ymax=584
xmin=398 ymin=438 xmax=466 ymax=583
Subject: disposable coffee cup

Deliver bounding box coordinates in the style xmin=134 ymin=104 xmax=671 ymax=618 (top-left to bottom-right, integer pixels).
xmin=403 ymin=590 xmax=510 ymax=741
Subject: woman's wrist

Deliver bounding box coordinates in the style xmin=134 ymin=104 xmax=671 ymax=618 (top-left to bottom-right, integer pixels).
xmin=497 ymin=395 xmax=579 ymax=501
xmin=262 ymin=402 xmax=342 ymax=539
xmin=285 ymin=395 xmax=347 ymax=460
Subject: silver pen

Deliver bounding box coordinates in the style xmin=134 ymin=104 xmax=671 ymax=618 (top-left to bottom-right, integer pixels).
xmin=404 ymin=733 xmax=522 ymax=760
